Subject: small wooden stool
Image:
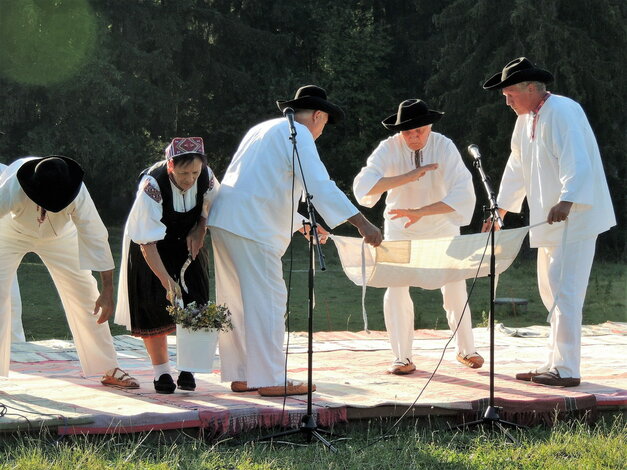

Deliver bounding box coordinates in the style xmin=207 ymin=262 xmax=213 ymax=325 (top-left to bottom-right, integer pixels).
xmin=494 ymin=297 xmax=528 ymax=316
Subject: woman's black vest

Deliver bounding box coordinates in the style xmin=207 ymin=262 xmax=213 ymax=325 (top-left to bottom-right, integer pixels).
xmin=142 ymin=161 xmax=209 ymax=242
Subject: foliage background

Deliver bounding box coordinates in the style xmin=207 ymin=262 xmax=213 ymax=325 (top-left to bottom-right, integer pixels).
xmin=1 ymin=0 xmax=625 ymax=257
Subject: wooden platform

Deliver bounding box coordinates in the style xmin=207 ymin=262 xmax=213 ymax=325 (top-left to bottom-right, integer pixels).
xmin=1 ymin=322 xmax=625 ymax=435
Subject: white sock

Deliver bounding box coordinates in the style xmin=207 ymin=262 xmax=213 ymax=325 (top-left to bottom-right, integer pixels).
xmin=153 ymin=362 xmax=172 ymax=381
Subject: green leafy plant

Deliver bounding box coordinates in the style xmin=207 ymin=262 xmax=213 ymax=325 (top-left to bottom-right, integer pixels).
xmin=167 ymin=301 xmax=233 ymax=332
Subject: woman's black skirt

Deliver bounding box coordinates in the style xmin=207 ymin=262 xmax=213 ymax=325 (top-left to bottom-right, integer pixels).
xmin=127 ymin=239 xmax=210 ymax=337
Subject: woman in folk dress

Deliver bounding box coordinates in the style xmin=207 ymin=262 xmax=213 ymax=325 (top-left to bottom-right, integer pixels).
xmin=115 ymin=137 xmax=220 ymax=393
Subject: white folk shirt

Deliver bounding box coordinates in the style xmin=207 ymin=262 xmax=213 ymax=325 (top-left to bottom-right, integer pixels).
xmin=208 ymin=117 xmax=359 ymax=253
xmin=497 ymin=95 xmax=616 ymax=247
xmin=114 ymin=166 xmax=220 ymax=329
xmin=0 ymin=157 xmax=114 ymax=272
xmin=353 ymin=132 xmax=475 ymax=240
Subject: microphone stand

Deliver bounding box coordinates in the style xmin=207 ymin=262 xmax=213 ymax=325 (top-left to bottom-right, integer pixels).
xmin=254 ymin=115 xmax=338 ymax=452
xmin=455 ymin=147 xmax=526 ymax=442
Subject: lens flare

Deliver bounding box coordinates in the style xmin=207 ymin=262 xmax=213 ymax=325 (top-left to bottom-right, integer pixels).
xmin=0 ymin=0 xmax=97 ymax=86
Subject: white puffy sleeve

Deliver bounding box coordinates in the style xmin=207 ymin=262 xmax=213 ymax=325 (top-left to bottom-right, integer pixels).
xmin=127 ymin=175 xmax=167 ymax=244
xmin=352 ymin=140 xmax=390 ymax=208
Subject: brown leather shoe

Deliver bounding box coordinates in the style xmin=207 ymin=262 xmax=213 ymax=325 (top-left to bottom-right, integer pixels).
xmin=515 ymin=370 xmax=543 ymax=381
xmin=531 ymin=371 xmax=580 ymax=387
xmin=257 ymin=380 xmax=313 ymax=397
xmin=230 ymin=381 xmax=258 ymax=392
xmin=387 ymin=360 xmax=416 ymax=375
xmin=456 ymin=352 xmax=484 ymax=369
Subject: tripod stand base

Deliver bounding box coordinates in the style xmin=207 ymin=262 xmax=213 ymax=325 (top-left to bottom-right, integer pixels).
xmin=253 ymin=414 xmax=339 ymax=452
xmin=454 ymin=406 xmax=527 ymax=443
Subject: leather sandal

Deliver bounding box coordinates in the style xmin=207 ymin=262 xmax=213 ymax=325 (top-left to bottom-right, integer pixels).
xmin=387 ymin=360 xmax=416 ymax=375
xmin=101 ymin=367 xmax=140 ymax=389
xmin=456 ymin=352 xmax=484 ymax=369
xmin=515 ymin=370 xmax=543 ymax=381
xmin=531 ymin=370 xmax=580 ymax=387
xmin=257 ymin=380 xmax=313 ymax=397
xmin=231 ymin=381 xmax=258 ymax=392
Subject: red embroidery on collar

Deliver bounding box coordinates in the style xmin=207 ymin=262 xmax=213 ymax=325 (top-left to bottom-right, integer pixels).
xmin=531 ymin=92 xmax=551 ymax=140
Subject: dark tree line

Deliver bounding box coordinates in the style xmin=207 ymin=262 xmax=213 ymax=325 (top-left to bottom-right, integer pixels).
xmin=1 ymin=0 xmax=625 ymax=257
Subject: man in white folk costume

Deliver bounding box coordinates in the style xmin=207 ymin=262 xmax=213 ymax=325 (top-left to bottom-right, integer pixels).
xmin=0 ymin=156 xmax=138 ymax=388
xmin=114 ymin=137 xmax=220 ymax=394
xmin=208 ymin=85 xmax=382 ymax=396
xmin=0 ymin=161 xmax=25 ymax=343
xmin=482 ymin=57 xmax=615 ymax=387
xmin=353 ymin=99 xmax=484 ymax=375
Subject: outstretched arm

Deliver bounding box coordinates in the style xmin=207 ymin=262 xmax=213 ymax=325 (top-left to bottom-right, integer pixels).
xmin=347 ymin=213 xmax=382 ymax=246
xmin=388 ymin=201 xmax=453 ymax=228
xmin=140 ymin=243 xmax=181 ymax=303
xmin=366 ymin=163 xmax=438 ymax=196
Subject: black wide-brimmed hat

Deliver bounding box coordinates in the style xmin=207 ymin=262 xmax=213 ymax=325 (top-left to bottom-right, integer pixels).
xmin=276 ymin=85 xmax=345 ymax=124
xmin=17 ymin=156 xmax=84 ymax=212
xmin=382 ymin=99 xmax=444 ymax=131
xmin=483 ymin=57 xmax=554 ymax=90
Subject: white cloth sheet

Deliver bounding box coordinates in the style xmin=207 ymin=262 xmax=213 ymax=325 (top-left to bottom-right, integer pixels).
xmin=331 ymin=227 xmax=530 ymax=331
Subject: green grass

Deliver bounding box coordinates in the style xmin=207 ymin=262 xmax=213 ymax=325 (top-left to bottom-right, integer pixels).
xmin=15 ymin=227 xmax=627 ymax=341
xmin=7 ymin=228 xmax=627 ymax=468
xmin=0 ymin=415 xmax=625 ymax=469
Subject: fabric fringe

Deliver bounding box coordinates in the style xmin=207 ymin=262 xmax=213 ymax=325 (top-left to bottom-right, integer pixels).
xmin=462 ymin=395 xmax=598 ymax=427
xmin=198 ymin=406 xmax=347 ymax=435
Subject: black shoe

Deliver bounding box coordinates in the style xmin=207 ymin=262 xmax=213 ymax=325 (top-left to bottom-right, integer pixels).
xmin=177 ymin=371 xmax=196 ymax=391
xmin=153 ymin=373 xmax=176 ymax=394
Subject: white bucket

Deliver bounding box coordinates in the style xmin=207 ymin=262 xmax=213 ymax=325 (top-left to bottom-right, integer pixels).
xmin=175 ymin=325 xmax=219 ymax=373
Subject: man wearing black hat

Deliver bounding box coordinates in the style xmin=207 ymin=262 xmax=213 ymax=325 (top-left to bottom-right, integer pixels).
xmin=208 ymin=85 xmax=382 ymax=396
xmin=353 ymin=99 xmax=483 ymax=375
xmin=482 ymin=57 xmax=615 ymax=387
xmin=0 ymin=156 xmax=139 ymax=388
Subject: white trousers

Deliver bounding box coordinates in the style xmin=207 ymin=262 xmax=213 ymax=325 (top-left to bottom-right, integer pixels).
xmin=10 ymin=276 xmax=25 ymax=343
xmin=211 ymin=227 xmax=288 ymax=388
xmin=383 ymin=279 xmax=476 ymax=362
xmin=0 ymin=223 xmax=119 ymax=377
xmin=536 ymin=237 xmax=596 ymax=378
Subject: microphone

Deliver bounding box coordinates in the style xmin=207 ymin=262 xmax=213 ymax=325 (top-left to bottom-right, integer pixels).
xmin=284 ymin=107 xmax=297 ymax=137
xmin=467 ymin=144 xmax=482 ymax=161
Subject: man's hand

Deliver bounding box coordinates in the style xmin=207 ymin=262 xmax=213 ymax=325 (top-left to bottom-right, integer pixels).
xmin=93 ymin=270 xmax=114 ymax=324
xmin=358 ymin=222 xmax=382 ymax=247
xmin=481 ymin=208 xmax=507 ymax=232
xmin=407 ymin=163 xmax=438 ymax=182
xmin=300 ymin=224 xmax=330 ymax=244
xmin=547 ymin=201 xmax=572 ymax=224
xmin=347 ymin=213 xmax=382 ymax=246
xmin=388 ymin=208 xmax=422 ymax=228
xmin=186 ymin=221 xmax=207 ymax=260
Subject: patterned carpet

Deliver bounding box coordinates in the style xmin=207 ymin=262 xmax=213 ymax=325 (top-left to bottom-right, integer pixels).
xmin=1 ymin=322 xmax=625 ymax=434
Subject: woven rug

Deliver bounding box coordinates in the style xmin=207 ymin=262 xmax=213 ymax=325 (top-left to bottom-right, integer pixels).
xmin=1 ymin=322 xmax=625 ymax=434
